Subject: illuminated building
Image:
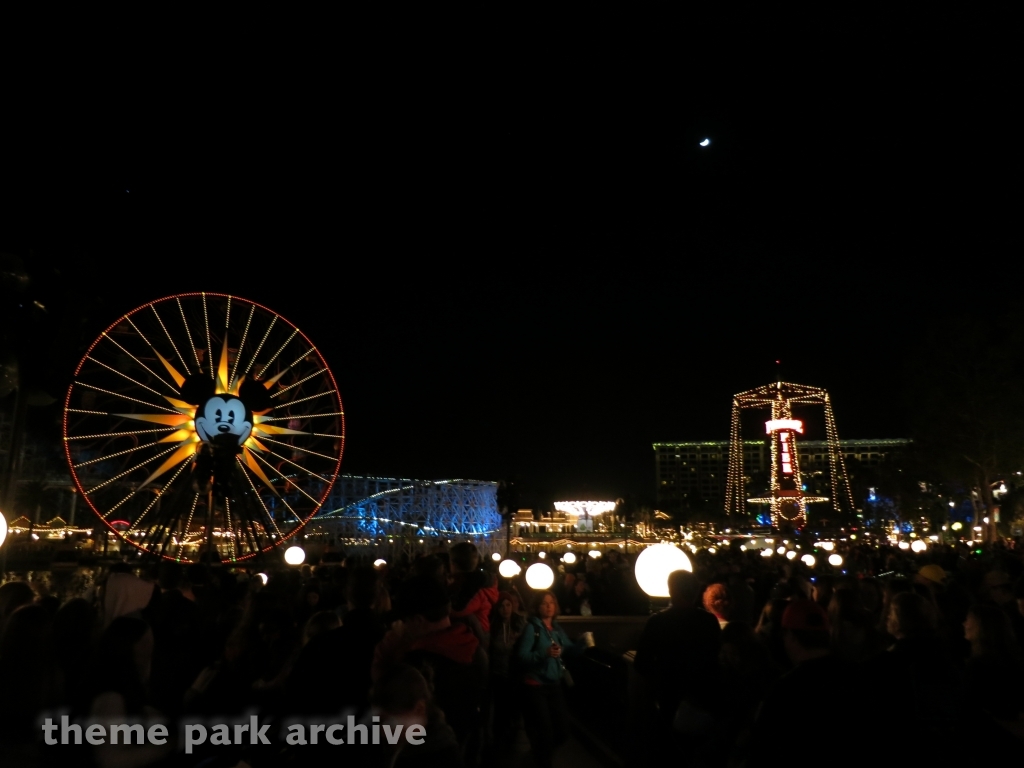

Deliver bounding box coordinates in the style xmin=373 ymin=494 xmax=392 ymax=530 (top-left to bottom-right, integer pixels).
xmin=655 ymin=437 xmax=910 ymax=518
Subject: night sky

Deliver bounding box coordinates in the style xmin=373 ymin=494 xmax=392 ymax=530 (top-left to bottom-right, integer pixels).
xmin=1 ymin=8 xmax=1017 ymax=508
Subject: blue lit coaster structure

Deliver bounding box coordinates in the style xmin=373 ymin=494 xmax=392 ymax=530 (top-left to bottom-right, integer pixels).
xmin=63 ymin=293 xmax=344 ymax=562
xmin=724 ymin=380 xmax=854 ymax=529
xmin=308 ymin=476 xmax=502 ymax=554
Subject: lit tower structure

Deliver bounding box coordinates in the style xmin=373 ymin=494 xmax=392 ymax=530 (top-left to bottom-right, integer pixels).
xmin=724 ymin=381 xmax=854 ymax=529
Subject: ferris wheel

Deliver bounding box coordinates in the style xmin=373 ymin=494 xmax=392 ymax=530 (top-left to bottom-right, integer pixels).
xmin=63 ymin=293 xmax=344 ymax=563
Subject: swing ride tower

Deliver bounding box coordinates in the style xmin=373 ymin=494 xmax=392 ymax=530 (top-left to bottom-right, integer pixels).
xmin=724 ymin=380 xmax=854 ymax=530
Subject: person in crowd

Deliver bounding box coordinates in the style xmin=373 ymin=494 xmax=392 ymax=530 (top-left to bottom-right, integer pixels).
xmin=0 ymin=581 xmax=35 ymax=636
xmin=102 ymin=572 xmax=156 ymax=629
xmin=515 ymin=591 xmax=584 ymax=768
xmin=373 ymin=576 xmax=487 ymax=754
xmin=633 ymin=569 xmax=721 ymax=747
xmin=0 ymin=604 xmax=60 ymax=750
xmin=828 ymin=587 xmax=881 ymax=663
xmin=962 ymin=602 xmax=1024 ymax=722
xmin=487 ymin=592 xmax=527 ymax=753
xmin=372 ymin=663 xmax=462 ymax=768
xmin=702 ymin=583 xmax=730 ymax=629
xmin=449 ymin=542 xmax=498 ymax=639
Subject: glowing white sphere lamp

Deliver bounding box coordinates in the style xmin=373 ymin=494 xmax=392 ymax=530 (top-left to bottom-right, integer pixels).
xmin=257 ymin=572 xmax=269 ymax=585
xmin=0 ymin=511 xmax=7 ymax=549
xmin=761 ymin=548 xmax=773 ymax=557
xmin=911 ymin=539 xmax=927 ymax=553
xmin=538 ymin=551 xmax=546 ymax=559
xmin=373 ymin=558 xmax=387 ymax=568
xmin=786 ymin=550 xmax=797 ymax=561
xmin=589 ymin=550 xmax=601 ymax=559
xmin=951 ymin=521 xmax=963 ymax=531
xmin=801 ymin=554 xmax=816 ymax=567
xmin=898 ymin=541 xmax=910 ymax=550
xmin=525 ymin=562 xmax=555 ymax=590
xmin=777 ymin=546 xmax=786 ymax=555
xmin=562 ymin=552 xmax=577 ymax=564
xmin=284 ymin=545 xmax=306 ymax=565
xmin=499 ymin=559 xmax=522 ymax=578
xmin=708 ymin=547 xmax=717 ymax=554
xmin=491 ymin=552 xmax=502 ymax=562
xmin=828 ymin=554 xmax=843 ymax=567
xmin=634 ymin=543 xmax=692 ymax=599
xmin=699 ymin=138 xmax=711 ymax=147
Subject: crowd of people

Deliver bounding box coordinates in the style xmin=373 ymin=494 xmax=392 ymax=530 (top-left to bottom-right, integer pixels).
xmin=0 ymin=537 xmax=1020 ymax=767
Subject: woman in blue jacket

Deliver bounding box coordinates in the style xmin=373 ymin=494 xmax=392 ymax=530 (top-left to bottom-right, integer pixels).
xmin=516 ymin=591 xmax=583 ymax=768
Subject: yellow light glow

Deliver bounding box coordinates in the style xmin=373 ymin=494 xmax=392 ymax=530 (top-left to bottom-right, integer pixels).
xmin=525 ymin=563 xmax=555 ymax=590
xmin=634 ymin=543 xmax=692 ymax=598
xmin=499 ymin=559 xmax=522 ymax=578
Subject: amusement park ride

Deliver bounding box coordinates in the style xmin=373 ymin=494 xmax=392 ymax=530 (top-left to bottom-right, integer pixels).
xmin=63 ymin=294 xmax=345 ymax=562
xmin=724 ymin=380 xmax=855 ymax=531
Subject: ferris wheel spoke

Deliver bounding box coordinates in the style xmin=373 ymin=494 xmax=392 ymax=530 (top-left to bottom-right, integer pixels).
xmin=78 ymin=383 xmax=182 ymax=414
xmin=101 ymin=333 xmax=179 ymax=394
xmin=229 ymin=304 xmax=256 ymax=392
xmin=202 ymin=294 xmax=214 ymax=381
xmin=65 ymin=426 xmax=178 ymax=441
xmin=258 ymin=446 xmax=330 ymax=485
xmin=256 ymin=328 xmax=299 ymax=379
xmin=224 ymin=497 xmax=238 ymax=560
xmin=151 ymin=304 xmax=191 ymax=377
xmin=270 ymin=389 xmax=336 ymax=410
xmin=85 ymin=442 xmax=185 ymax=496
xmin=249 ymin=450 xmax=321 ymax=506
xmin=132 ymin=457 xmax=192 ymax=530
xmin=271 ymin=369 xmax=326 ymax=399
xmin=85 ymin=356 xmax=168 ymax=398
xmin=244 ymin=315 xmax=276 ymax=378
xmin=73 ymin=439 xmax=171 ymax=469
xmin=256 ymin=435 xmax=339 ymax=462
xmin=176 ymin=297 xmax=203 ymax=371
xmin=258 ymin=411 xmax=344 ymax=423
xmin=237 ymin=457 xmax=285 ymax=537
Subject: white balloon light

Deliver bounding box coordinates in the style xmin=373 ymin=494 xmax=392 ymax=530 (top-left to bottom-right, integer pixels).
xmin=257 ymin=572 xmax=269 ymax=585
xmin=373 ymin=558 xmax=387 ymax=568
xmin=284 ymin=545 xmax=305 ymax=565
xmin=589 ymin=550 xmax=602 ymax=559
xmin=801 ymin=554 xmax=816 ymax=567
xmin=898 ymin=541 xmax=910 ymax=550
xmin=562 ymin=552 xmax=577 ymax=564
xmin=0 ymin=511 xmax=7 ymax=549
xmin=828 ymin=554 xmax=843 ymax=567
xmin=498 ymin=559 xmax=522 ymax=578
xmin=777 ymin=546 xmax=786 ymax=555
xmin=525 ymin=562 xmax=555 ymax=590
xmin=761 ymin=548 xmax=773 ymax=557
xmin=491 ymin=552 xmax=502 ymax=562
xmin=634 ymin=544 xmax=692 ymax=598
xmin=911 ymin=540 xmax=927 ymax=553
xmin=786 ymin=550 xmax=797 ymax=560
xmin=538 ymin=552 xmax=546 ymax=559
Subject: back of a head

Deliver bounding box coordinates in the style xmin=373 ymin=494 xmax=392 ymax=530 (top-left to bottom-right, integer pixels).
xmin=399 ymin=576 xmax=451 ymax=622
xmin=157 ymin=561 xmax=184 ymax=592
xmin=449 ymin=542 xmax=479 ymax=574
xmin=0 ymin=604 xmax=53 ymax=660
xmin=703 ymin=583 xmax=730 ymax=616
xmin=304 ymin=610 xmax=341 ymax=643
xmin=888 ymin=591 xmax=937 ymax=639
xmin=346 ymin=566 xmax=379 ymax=611
xmin=413 ymin=555 xmax=447 ymax=583
xmin=371 ymin=662 xmax=431 ymax=714
xmin=969 ymin=602 xmax=1019 ymax=658
xmin=667 ymin=570 xmax=699 ymax=607
xmin=0 ymin=582 xmax=35 ymax=622
xmin=782 ymin=599 xmax=831 ymax=650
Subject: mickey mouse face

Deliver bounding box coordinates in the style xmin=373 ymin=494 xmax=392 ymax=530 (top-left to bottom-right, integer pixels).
xmin=194 ymin=396 xmax=253 ymax=446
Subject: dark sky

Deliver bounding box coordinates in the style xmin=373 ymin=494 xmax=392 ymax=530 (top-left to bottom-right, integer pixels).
xmin=1 ymin=7 xmax=1018 ymax=507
